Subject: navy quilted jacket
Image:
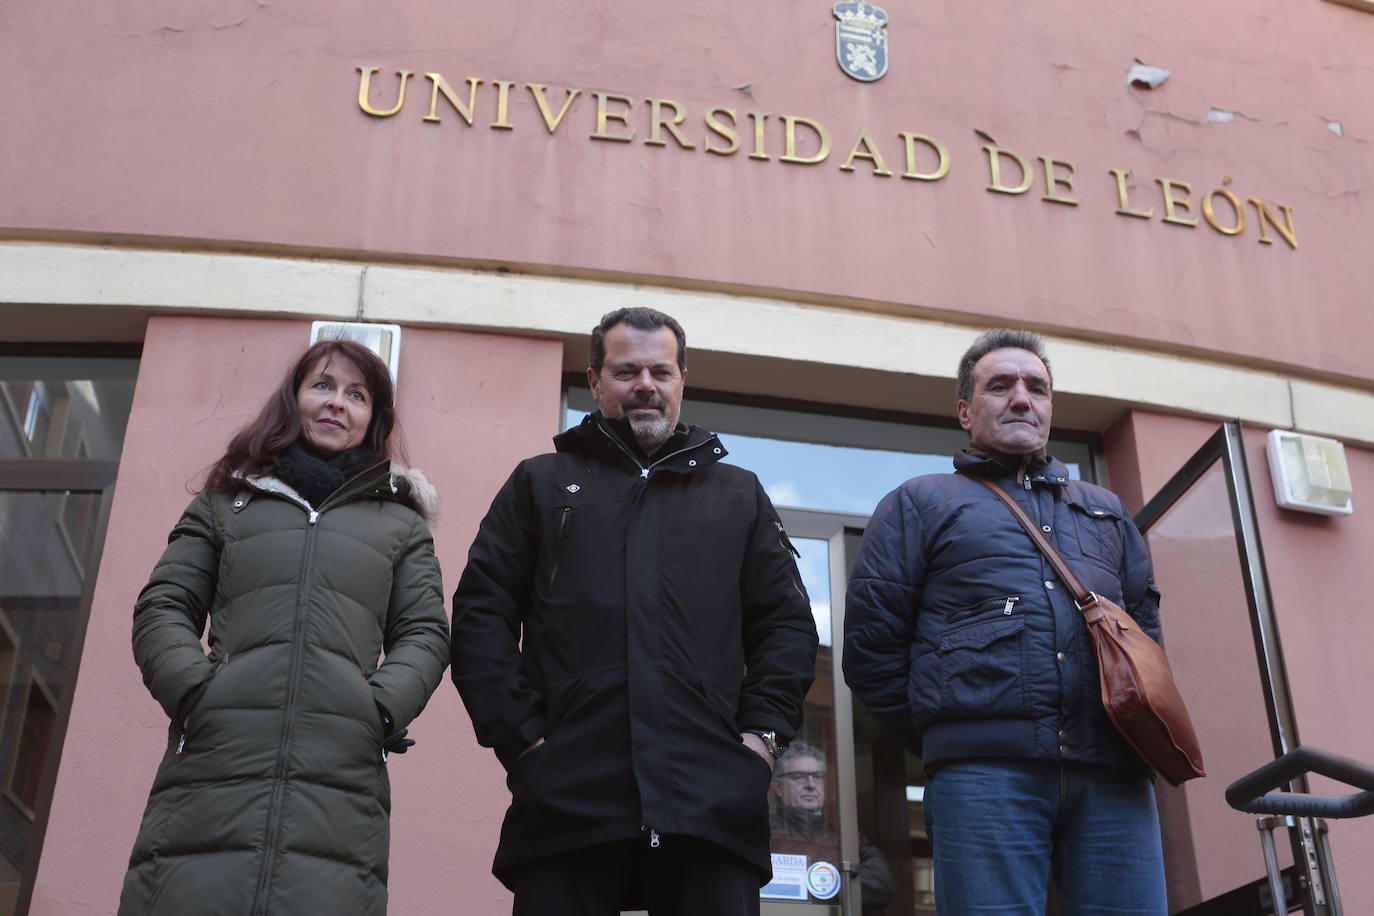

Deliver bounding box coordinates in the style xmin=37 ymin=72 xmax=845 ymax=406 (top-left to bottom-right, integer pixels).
xmin=843 ymin=450 xmax=1160 ymax=774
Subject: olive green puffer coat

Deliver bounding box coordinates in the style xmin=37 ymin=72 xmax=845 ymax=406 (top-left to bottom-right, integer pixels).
xmin=119 ymin=460 xmax=449 ymax=916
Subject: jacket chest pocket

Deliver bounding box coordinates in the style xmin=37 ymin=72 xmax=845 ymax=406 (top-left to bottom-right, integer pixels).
xmin=1065 ymin=498 xmax=1123 ymax=567
xmin=937 ymin=616 xmax=1026 ymax=714
xmin=947 ymin=594 xmax=1021 ymax=626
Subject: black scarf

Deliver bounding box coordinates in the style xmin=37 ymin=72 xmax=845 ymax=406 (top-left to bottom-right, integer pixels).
xmin=274 ymin=441 xmax=377 ymax=508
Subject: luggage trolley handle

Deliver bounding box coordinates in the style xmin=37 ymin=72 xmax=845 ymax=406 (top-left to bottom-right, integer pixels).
xmin=1226 ymin=746 xmax=1374 ymax=819
xmin=1225 ymin=746 xmax=1374 ymax=916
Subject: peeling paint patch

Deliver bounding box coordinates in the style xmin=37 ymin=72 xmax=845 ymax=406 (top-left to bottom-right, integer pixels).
xmin=1127 ymin=60 xmax=1170 ymax=90
xmin=1328 ymin=120 xmax=1344 ymax=136
xmin=1208 ymin=108 xmax=1235 ymax=123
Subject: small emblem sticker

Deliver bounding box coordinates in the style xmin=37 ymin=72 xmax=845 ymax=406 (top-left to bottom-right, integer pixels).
xmin=833 ymin=1 xmax=889 ymax=82
xmin=807 ymin=861 xmax=842 ymax=899
xmin=565 ymin=484 xmax=581 ymax=493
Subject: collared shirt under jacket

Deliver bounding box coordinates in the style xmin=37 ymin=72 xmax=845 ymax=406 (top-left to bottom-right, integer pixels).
xmin=450 ymin=413 xmax=818 ymax=886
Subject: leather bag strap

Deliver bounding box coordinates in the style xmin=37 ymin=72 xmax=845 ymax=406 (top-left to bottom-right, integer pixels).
xmin=959 ymin=472 xmax=1092 ymax=603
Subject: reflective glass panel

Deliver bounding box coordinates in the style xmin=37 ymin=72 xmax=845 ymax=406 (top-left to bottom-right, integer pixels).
xmin=0 ymin=489 xmax=101 ymax=894
xmin=791 ymin=538 xmax=831 ymax=648
xmin=764 ymin=530 xmax=845 ymax=911
xmin=1144 ymin=465 xmax=1291 ymax=908
xmin=0 ymin=358 xmax=138 ymax=460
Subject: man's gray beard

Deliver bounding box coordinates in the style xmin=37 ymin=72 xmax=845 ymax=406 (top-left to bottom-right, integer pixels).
xmin=628 ymin=413 xmax=674 ymax=453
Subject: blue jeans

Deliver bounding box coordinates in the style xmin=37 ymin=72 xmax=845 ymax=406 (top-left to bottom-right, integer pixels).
xmin=923 ymin=759 xmax=1166 ymax=914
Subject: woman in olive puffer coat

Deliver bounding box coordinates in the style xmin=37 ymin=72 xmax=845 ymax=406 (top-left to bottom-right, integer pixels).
xmin=119 ymin=339 xmax=449 ymax=916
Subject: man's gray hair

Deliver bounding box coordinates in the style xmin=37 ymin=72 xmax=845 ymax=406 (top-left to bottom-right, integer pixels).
xmin=956 ymin=328 xmax=1053 ymax=402
xmin=773 ymin=741 xmax=826 ymax=775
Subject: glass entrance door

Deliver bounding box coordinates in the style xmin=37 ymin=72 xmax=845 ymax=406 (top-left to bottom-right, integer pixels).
xmin=765 ymin=508 xmax=868 ymax=916
xmin=1133 ymin=421 xmax=1311 ymax=914
xmin=769 ymin=508 xmax=930 ymax=916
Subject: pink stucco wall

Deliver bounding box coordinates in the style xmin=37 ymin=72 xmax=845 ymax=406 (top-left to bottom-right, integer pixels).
xmin=30 ymin=316 xmax=561 ymax=914
xmin=4 ymin=0 xmax=1374 ymax=382
xmin=1106 ymin=411 xmax=1374 ymax=910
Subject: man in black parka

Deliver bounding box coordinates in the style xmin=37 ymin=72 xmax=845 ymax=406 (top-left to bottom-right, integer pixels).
xmin=451 ymin=307 xmax=818 ymax=915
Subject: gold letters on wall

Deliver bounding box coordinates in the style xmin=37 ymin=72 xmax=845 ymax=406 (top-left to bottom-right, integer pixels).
xmin=356 ymin=67 xmax=1298 ymax=250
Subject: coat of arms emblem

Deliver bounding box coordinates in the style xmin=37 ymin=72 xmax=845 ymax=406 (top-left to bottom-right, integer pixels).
xmin=833 ymin=1 xmax=889 ymax=82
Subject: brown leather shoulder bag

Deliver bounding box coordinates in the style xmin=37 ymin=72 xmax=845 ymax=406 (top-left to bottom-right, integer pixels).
xmin=964 ymin=473 xmax=1206 ymax=786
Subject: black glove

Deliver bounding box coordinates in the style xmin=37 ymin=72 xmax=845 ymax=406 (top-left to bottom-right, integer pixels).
xmin=383 ymin=728 xmax=415 ymax=755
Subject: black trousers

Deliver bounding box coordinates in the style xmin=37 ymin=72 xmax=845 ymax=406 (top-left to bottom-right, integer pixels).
xmin=509 ymin=834 xmax=762 ymax=916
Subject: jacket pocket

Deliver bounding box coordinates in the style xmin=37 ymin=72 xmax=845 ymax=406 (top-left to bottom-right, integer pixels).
xmin=937 ymin=615 xmax=1026 ymax=715
xmin=947 ymin=595 xmax=1021 ymax=627
xmin=545 ymin=506 xmax=573 ymax=592
xmin=1064 ymin=495 xmax=1123 ymax=566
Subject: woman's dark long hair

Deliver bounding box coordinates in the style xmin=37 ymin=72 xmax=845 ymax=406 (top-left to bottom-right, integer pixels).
xmin=203 ymin=339 xmax=405 ymax=492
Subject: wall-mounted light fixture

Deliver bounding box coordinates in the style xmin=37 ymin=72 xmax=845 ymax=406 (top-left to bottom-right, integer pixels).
xmin=309 ymin=321 xmax=402 ymax=387
xmin=1265 ymin=430 xmax=1353 ymax=516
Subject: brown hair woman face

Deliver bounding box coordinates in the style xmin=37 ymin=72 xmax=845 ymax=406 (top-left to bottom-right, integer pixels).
xmin=296 ymin=353 xmax=373 ymax=457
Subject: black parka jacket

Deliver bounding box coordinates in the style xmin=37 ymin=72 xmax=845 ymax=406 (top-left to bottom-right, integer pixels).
xmin=120 ymin=461 xmax=450 ymax=916
xmin=451 ymin=413 xmax=818 ymax=885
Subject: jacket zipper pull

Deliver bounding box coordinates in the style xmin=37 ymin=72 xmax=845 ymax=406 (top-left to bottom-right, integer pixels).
xmin=176 ymin=734 xmax=187 ymax=756
xmin=640 ymin=467 xmax=650 ymax=479
xmin=649 ymin=829 xmax=661 ymax=848
xmin=1003 ymin=596 xmax=1020 ymax=616
xmin=308 ymin=510 xmax=320 ymax=525
xmin=774 ymin=520 xmax=801 ymax=558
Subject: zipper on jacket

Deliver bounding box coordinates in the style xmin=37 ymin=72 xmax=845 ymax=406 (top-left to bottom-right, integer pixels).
xmin=251 ymin=502 xmax=324 ymax=914
xmin=595 ymin=421 xmax=718 ymax=481
xmin=548 ymin=506 xmax=572 ymax=589
xmin=774 ymin=520 xmax=801 ymax=559
xmin=647 ymin=439 xmax=712 ymax=474
xmin=176 ymin=734 xmax=187 ymax=757
xmin=597 ymin=423 xmax=648 ymax=476
xmin=948 ymin=595 xmax=1022 ymax=625
xmin=649 ymin=829 xmax=661 ymax=848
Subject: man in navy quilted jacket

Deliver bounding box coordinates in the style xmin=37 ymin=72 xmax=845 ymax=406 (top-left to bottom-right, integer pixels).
xmin=843 ymin=329 xmax=1167 ymax=914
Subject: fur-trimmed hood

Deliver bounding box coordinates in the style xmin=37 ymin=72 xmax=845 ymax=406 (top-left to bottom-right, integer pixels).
xmin=240 ymin=460 xmax=439 ymax=522
xmin=390 ymin=463 xmax=439 ymax=522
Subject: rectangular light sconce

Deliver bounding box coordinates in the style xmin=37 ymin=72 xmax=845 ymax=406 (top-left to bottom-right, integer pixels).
xmin=1266 ymin=430 xmax=1353 ymax=516
xmin=309 ymin=321 xmax=402 ymax=387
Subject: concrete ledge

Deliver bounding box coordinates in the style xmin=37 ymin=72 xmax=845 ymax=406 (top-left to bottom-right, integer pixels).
xmin=3 ymin=241 xmax=1370 ymax=446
